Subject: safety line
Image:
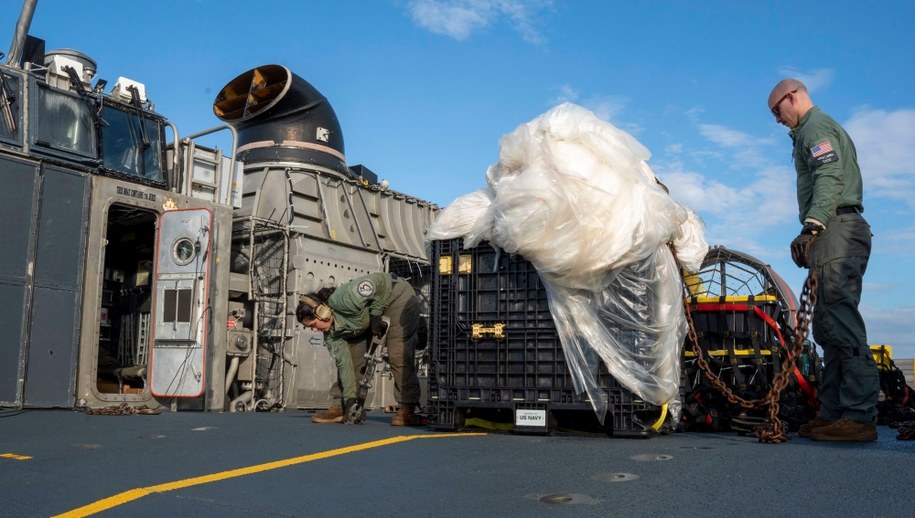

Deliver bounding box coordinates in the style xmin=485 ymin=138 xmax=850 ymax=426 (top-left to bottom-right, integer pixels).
xmin=1 ymin=452 xmax=32 ymax=460
xmin=53 ymin=432 xmax=486 ymax=518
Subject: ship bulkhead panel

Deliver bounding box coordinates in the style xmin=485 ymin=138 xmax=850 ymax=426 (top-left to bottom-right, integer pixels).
xmin=4 ymin=162 xmax=90 ymax=407
xmin=0 ymin=155 xmax=39 ymax=405
xmin=24 ymin=165 xmax=90 ymax=407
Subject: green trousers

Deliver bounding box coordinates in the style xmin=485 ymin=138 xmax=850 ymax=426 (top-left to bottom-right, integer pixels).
xmin=810 ymin=211 xmax=879 ymax=424
xmin=327 ymin=336 xmax=369 ymax=401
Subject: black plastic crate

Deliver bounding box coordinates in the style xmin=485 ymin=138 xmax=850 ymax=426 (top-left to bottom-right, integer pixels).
xmin=686 ymin=296 xmax=785 ymax=353
xmin=429 ymin=238 xmax=663 ymax=437
xmin=432 ymin=238 xmax=553 ymax=330
xmin=430 ymin=239 xmax=578 ymax=390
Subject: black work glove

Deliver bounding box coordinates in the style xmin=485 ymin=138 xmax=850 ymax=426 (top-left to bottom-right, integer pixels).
xmin=790 ymin=222 xmax=824 ymax=268
xmin=370 ymin=315 xmax=389 ymax=337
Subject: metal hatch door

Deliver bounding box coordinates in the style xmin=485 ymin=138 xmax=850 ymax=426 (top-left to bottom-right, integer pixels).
xmin=149 ymin=208 xmax=212 ymax=398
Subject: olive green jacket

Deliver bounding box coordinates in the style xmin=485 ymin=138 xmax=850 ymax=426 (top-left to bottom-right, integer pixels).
xmin=790 ymin=106 xmax=863 ymax=226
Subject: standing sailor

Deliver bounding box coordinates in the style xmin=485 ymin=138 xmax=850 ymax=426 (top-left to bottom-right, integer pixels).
xmin=768 ymin=78 xmax=879 ymax=442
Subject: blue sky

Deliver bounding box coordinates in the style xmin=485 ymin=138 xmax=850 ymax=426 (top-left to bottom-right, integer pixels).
xmin=4 ymin=0 xmax=914 ymax=358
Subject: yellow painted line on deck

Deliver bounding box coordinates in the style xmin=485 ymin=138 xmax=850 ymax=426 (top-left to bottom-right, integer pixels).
xmin=1 ymin=452 xmax=32 ymax=460
xmin=54 ymin=432 xmax=486 ymax=518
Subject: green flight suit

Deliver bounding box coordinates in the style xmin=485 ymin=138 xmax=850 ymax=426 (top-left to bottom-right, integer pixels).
xmin=791 ymin=106 xmax=878 ymax=425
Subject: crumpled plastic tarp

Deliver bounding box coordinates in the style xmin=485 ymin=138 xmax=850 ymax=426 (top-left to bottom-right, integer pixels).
xmin=426 ymin=103 xmax=708 ymax=424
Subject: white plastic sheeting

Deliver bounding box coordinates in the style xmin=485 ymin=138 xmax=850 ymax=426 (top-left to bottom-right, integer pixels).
xmin=426 ymin=103 xmax=708 ymax=424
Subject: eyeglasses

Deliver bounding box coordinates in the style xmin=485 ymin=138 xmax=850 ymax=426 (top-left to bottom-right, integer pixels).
xmin=771 ymin=90 xmax=797 ymax=117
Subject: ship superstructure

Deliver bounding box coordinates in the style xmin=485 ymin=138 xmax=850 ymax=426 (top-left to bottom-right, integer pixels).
xmin=0 ymin=0 xmax=436 ymax=413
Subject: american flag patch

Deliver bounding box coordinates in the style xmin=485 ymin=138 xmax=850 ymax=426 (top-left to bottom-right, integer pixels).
xmin=811 ymin=140 xmax=833 ymax=157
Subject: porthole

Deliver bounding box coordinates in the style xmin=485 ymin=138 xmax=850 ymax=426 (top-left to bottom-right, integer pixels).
xmin=172 ymin=237 xmax=196 ymax=266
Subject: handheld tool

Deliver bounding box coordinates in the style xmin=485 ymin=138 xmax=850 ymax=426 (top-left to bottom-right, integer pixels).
xmin=345 ymin=316 xmax=390 ymax=424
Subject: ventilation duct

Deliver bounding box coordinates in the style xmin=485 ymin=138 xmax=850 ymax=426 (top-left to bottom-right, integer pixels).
xmin=213 ymin=65 xmax=346 ymax=175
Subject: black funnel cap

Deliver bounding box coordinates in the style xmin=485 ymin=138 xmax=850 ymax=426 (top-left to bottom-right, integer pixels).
xmin=213 ymin=65 xmax=346 ymax=174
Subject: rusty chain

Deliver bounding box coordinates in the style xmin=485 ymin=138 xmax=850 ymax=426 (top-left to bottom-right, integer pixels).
xmin=83 ymin=403 xmax=161 ymax=415
xmin=681 ymin=259 xmax=818 ymax=443
xmin=897 ymin=421 xmax=915 ymax=441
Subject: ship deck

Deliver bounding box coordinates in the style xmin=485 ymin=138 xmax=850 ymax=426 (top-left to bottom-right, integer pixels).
xmin=1 ymin=409 xmax=912 ymax=517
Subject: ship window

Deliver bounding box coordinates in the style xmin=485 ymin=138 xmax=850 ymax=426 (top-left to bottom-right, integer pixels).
xmin=33 ymin=84 xmax=96 ymax=157
xmin=0 ymin=72 xmax=21 ymax=146
xmin=162 ymin=288 xmax=192 ymax=323
xmin=172 ymin=237 xmax=197 ymax=266
xmin=101 ymin=105 xmax=165 ymax=183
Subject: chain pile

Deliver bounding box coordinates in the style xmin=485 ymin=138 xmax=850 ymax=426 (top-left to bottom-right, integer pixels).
xmin=83 ymin=403 xmax=160 ymax=416
xmin=896 ymin=421 xmax=915 ymax=440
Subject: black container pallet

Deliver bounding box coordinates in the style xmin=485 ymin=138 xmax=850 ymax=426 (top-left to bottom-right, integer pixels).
xmin=429 ymin=394 xmax=664 ymax=438
xmin=429 ymin=238 xmax=663 ymax=437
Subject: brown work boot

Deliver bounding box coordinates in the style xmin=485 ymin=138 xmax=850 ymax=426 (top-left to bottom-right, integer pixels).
xmin=809 ymin=417 xmax=877 ymax=442
xmin=312 ymin=404 xmax=344 ymax=424
xmin=391 ymin=405 xmax=415 ymax=426
xmin=798 ymin=416 xmax=835 ymax=438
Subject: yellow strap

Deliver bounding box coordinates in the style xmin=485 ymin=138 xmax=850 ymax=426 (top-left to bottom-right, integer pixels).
xmin=690 ymin=295 xmax=778 ymax=303
xmin=650 ymin=404 xmax=668 ymax=431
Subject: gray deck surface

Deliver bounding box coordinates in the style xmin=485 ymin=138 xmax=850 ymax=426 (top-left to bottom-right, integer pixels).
xmin=1 ymin=409 xmax=912 ymax=517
